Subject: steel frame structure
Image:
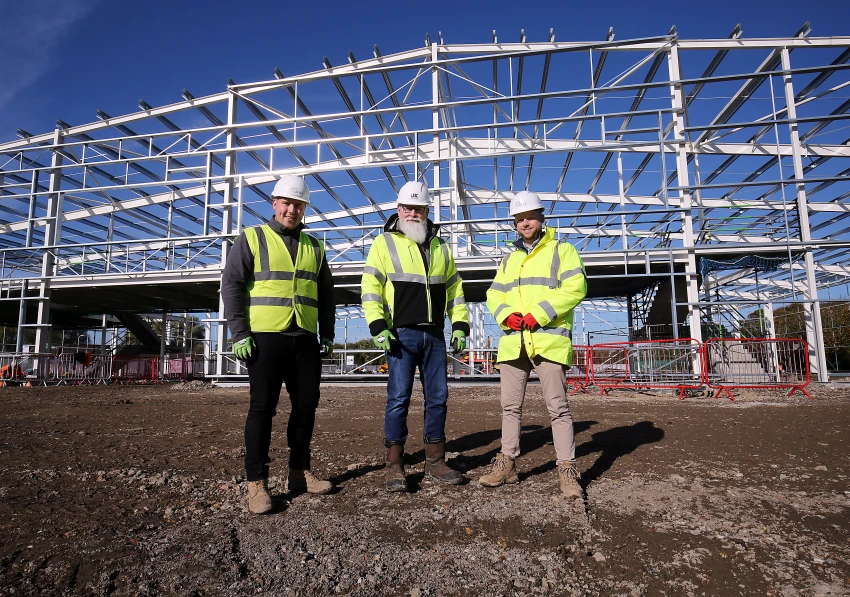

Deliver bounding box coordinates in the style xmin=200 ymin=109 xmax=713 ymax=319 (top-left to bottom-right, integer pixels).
xmin=1 ymin=28 xmax=849 ymax=381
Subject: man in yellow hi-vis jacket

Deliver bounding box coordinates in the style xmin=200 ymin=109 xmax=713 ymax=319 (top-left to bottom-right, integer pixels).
xmin=480 ymin=191 xmax=588 ymax=498
xmin=362 ymin=180 xmax=469 ymax=492
xmin=222 ymin=175 xmax=335 ymax=514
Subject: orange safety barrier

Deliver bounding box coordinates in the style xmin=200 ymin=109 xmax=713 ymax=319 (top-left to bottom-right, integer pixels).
xmin=702 ymin=337 xmax=812 ymax=400
xmin=589 ymin=339 xmax=703 ymax=399
xmin=0 ymin=362 xmax=25 ymax=380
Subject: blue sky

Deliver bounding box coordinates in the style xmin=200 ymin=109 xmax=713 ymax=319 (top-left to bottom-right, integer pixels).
xmin=1 ymin=0 xmax=848 ymax=143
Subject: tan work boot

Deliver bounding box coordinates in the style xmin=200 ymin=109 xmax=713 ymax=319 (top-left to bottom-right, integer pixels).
xmin=385 ymin=444 xmax=408 ymax=492
xmin=247 ymin=479 xmax=273 ymax=514
xmin=424 ymin=442 xmax=464 ymax=485
xmin=288 ymin=468 xmax=333 ymax=495
xmin=558 ymin=461 xmax=583 ymax=499
xmin=478 ymin=453 xmax=519 ymax=487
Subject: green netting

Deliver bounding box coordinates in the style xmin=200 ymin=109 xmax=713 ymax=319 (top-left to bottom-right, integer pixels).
xmin=699 ymin=255 xmax=788 ymax=277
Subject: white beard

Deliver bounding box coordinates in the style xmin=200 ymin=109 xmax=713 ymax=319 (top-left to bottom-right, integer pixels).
xmin=397 ymin=218 xmax=428 ymax=244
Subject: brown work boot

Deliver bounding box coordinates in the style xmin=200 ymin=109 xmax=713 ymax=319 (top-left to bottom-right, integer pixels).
xmin=385 ymin=444 xmax=408 ymax=492
xmin=558 ymin=460 xmax=583 ymax=499
xmin=478 ymin=453 xmax=519 ymax=487
xmin=288 ymin=468 xmax=333 ymax=495
xmin=246 ymin=479 xmax=273 ymax=514
xmin=424 ymin=442 xmax=464 ymax=485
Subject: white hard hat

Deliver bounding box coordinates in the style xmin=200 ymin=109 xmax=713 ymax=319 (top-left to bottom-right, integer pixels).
xmin=396 ymin=180 xmax=430 ymax=207
xmin=271 ymin=175 xmax=310 ymax=204
xmin=509 ymin=191 xmax=544 ymax=216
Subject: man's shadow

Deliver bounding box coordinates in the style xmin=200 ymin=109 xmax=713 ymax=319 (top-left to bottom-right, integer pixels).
xmin=270 ymin=495 xmax=289 ymax=513
xmin=577 ymin=421 xmax=664 ymax=488
xmin=323 ymin=420 xmax=662 ymax=493
xmin=326 ymin=463 xmax=385 ymax=492
xmin=409 ymin=421 xmax=598 ymax=474
xmin=518 ymin=421 xmax=664 ymax=486
xmin=396 ymin=425 xmax=587 ymax=491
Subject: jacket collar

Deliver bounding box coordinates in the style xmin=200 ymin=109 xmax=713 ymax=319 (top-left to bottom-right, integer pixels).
xmin=513 ymin=227 xmax=553 ymax=253
xmin=267 ymin=217 xmax=304 ymax=237
xmin=384 ymin=213 xmax=440 ymax=244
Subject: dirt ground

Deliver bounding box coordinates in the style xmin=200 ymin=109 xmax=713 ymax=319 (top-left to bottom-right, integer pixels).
xmin=1 ymin=381 xmax=849 ymax=597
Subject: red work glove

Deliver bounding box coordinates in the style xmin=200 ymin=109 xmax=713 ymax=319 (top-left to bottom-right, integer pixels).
xmin=521 ymin=313 xmax=539 ymax=331
xmin=504 ymin=312 xmax=524 ymax=331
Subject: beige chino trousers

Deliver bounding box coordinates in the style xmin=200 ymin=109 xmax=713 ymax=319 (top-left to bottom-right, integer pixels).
xmin=498 ymin=347 xmax=575 ymax=463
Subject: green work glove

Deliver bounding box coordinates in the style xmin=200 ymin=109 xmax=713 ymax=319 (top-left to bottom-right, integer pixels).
xmin=320 ymin=338 xmax=334 ymax=357
xmin=233 ymin=336 xmax=256 ymax=361
xmin=450 ymin=330 xmax=467 ymax=354
xmin=372 ymin=329 xmax=397 ymax=349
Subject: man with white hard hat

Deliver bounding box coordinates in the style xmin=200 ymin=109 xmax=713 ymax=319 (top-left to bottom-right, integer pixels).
xmin=480 ymin=191 xmax=587 ymax=498
xmin=361 ymin=180 xmax=469 ymax=492
xmin=222 ymin=174 xmax=336 ymax=514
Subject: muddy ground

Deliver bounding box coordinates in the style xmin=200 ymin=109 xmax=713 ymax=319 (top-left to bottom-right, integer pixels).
xmin=1 ymin=381 xmax=849 ymax=597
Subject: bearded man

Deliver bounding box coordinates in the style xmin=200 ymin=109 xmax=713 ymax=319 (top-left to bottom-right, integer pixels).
xmin=361 ymin=181 xmax=469 ymax=492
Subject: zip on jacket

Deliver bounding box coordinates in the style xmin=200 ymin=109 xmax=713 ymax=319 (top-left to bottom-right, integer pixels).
xmin=361 ymin=214 xmax=469 ymax=336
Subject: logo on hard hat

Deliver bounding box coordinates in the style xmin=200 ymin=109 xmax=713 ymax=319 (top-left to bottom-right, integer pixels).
xmin=290 ymin=187 xmax=303 ymax=197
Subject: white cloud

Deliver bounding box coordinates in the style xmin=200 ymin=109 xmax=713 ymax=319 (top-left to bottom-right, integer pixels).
xmin=0 ymin=0 xmax=99 ymax=111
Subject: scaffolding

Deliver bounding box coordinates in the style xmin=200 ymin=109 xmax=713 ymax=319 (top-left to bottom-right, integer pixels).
xmin=1 ymin=26 xmax=849 ymax=381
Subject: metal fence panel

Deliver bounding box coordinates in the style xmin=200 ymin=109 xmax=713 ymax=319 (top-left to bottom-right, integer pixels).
xmin=590 ymin=339 xmax=703 ymax=399
xmin=702 ymin=338 xmax=811 ymax=399
xmin=50 ymin=353 xmax=110 ymax=383
xmin=0 ymin=354 xmax=27 ymax=382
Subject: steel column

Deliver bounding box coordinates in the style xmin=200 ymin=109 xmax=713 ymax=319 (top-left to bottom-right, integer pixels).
xmin=100 ymin=314 xmax=108 ymax=356
xmin=25 ymin=172 xmax=38 ymax=248
xmin=781 ymin=48 xmax=829 ymax=381
xmin=204 ymin=313 xmax=212 ymax=376
xmin=160 ymin=310 xmax=167 ymax=377
xmin=432 ymin=42 xmax=441 ymax=222
xmin=33 ymin=129 xmax=65 ymax=373
xmin=15 ymin=280 xmax=28 ymax=353
xmin=667 ymin=44 xmax=702 ymax=350
xmin=216 ymin=91 xmax=239 ymax=377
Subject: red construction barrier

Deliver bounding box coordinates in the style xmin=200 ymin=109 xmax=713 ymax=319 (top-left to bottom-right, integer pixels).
xmin=162 ymin=356 xmax=206 ymax=380
xmin=589 ymin=339 xmax=703 ymax=399
xmin=111 ymin=356 xmax=158 ymax=383
xmin=565 ymin=345 xmax=590 ymax=395
xmin=702 ymin=337 xmax=811 ymax=400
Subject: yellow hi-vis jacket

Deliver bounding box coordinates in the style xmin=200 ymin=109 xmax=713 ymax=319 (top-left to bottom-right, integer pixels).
xmin=243 ymin=224 xmax=323 ymax=334
xmin=486 ymin=228 xmax=587 ymax=365
xmin=361 ymin=216 xmax=469 ymax=336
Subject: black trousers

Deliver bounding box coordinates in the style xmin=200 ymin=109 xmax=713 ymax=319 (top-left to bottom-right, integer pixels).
xmin=244 ymin=333 xmax=321 ymax=481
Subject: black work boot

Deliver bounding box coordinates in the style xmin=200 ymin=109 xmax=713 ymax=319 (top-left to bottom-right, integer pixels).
xmin=424 ymin=442 xmax=464 ymax=485
xmin=385 ymin=445 xmax=408 ymax=492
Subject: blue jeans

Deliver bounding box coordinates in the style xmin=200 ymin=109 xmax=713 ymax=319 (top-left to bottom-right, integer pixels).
xmin=384 ymin=326 xmax=448 ymax=446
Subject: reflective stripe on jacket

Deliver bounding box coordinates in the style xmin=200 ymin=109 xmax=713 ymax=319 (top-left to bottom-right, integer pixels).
xmin=361 ymin=217 xmax=469 ymax=336
xmin=244 ymin=224 xmax=323 ymax=334
xmin=486 ymin=228 xmax=587 ymax=365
